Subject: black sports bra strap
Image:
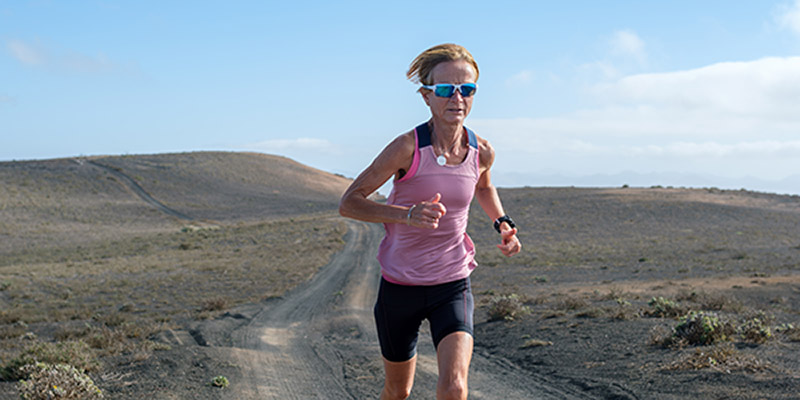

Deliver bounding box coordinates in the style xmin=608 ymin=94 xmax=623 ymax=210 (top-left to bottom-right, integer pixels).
xmin=415 ymin=123 xmax=432 ymax=148
xmin=415 ymin=122 xmax=477 ymax=149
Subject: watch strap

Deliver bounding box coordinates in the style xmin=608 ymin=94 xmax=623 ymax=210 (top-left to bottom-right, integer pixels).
xmin=494 ymin=215 xmax=515 ymax=233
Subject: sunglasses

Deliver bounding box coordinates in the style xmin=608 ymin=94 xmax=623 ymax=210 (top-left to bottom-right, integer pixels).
xmin=421 ymin=83 xmax=478 ymax=98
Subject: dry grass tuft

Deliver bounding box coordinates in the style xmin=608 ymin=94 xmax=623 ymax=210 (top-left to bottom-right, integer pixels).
xmin=520 ymin=338 xmax=553 ymax=348
xmin=487 ymin=294 xmax=530 ymax=322
xmin=202 ymin=297 xmax=229 ymax=312
xmin=667 ymin=343 xmax=771 ymax=373
xmin=676 ymin=290 xmax=744 ymax=313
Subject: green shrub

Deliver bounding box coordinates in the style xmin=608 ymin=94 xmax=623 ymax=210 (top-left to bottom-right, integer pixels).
xmin=210 ymin=375 xmax=229 ymax=388
xmin=18 ymin=362 xmax=103 ymax=399
xmin=776 ymin=323 xmax=800 ymax=342
xmin=1 ymin=340 xmax=97 ymax=381
xmin=647 ymin=296 xmax=685 ymax=318
xmin=487 ymin=294 xmax=530 ymax=322
xmin=673 ymin=311 xmax=735 ymax=346
xmin=739 ymin=317 xmax=772 ymax=344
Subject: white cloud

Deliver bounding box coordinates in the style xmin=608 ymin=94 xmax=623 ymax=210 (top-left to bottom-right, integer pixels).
xmin=7 ymin=39 xmax=44 ymax=65
xmin=610 ymin=30 xmax=646 ymax=62
xmin=776 ymin=0 xmax=800 ymax=35
xmin=470 ymin=56 xmax=800 ymax=183
xmin=596 ymin=57 xmax=800 ymax=119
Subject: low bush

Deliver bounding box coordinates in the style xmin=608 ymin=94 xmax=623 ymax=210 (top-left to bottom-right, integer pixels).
xmin=18 ymin=362 xmax=103 ymax=399
xmin=647 ymin=296 xmax=685 ymax=318
xmin=210 ymin=375 xmax=230 ymax=388
xmin=776 ymin=323 xmax=800 ymax=342
xmin=487 ymin=294 xmax=530 ymax=322
xmin=1 ymin=340 xmax=97 ymax=381
xmin=739 ymin=317 xmax=773 ymax=344
xmin=673 ymin=311 xmax=735 ymax=346
xmin=558 ymin=296 xmax=588 ymax=311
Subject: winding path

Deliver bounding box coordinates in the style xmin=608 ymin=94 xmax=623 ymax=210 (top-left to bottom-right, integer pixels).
xmin=86 ymin=159 xmax=194 ymax=221
xmin=225 ymin=220 xmax=589 ymax=399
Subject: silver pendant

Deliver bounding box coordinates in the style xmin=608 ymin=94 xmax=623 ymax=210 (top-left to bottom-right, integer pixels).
xmin=436 ymin=155 xmax=447 ymax=166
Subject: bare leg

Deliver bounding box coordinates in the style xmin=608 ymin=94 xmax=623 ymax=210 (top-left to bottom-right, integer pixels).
xmin=436 ymin=332 xmax=473 ymax=400
xmin=380 ymin=355 xmax=417 ymax=400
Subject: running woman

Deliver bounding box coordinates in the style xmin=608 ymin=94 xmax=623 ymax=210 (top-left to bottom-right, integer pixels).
xmin=339 ymin=43 xmax=521 ymax=400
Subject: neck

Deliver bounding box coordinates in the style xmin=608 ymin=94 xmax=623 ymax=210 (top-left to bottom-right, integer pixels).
xmin=429 ymin=118 xmax=463 ymax=148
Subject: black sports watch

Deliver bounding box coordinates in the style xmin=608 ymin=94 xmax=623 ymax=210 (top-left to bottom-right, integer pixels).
xmin=494 ymin=215 xmax=516 ymax=233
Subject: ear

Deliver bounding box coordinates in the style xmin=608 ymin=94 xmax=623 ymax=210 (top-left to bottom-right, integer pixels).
xmin=420 ymin=90 xmax=432 ymax=107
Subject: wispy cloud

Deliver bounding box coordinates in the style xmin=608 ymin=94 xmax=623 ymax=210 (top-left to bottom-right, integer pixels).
xmin=247 ymin=138 xmax=342 ymax=155
xmin=577 ymin=30 xmax=648 ymax=81
xmin=5 ymin=38 xmax=133 ymax=75
xmin=775 ymin=0 xmax=800 ymax=36
xmin=506 ymin=69 xmax=534 ymax=86
xmin=609 ymin=30 xmax=646 ymax=63
xmin=7 ymin=39 xmax=45 ymax=65
xmin=0 ymin=94 xmax=15 ymax=105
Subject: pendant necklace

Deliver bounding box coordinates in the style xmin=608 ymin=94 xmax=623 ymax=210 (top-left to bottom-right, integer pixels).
xmin=433 ymin=128 xmax=461 ymax=166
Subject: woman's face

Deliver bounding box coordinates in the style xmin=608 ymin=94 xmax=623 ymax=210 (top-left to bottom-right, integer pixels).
xmin=422 ymin=59 xmax=477 ymax=125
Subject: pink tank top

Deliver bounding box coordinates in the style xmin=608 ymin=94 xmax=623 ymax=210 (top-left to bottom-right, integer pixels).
xmin=377 ymin=122 xmax=480 ymax=286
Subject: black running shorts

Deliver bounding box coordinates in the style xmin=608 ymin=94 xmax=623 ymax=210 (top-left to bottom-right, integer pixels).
xmin=373 ymin=277 xmax=474 ymax=362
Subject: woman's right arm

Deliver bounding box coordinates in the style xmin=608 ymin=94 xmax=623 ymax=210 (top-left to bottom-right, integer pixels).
xmin=339 ymin=131 xmax=446 ymax=228
xmin=339 ymin=132 xmax=415 ymax=224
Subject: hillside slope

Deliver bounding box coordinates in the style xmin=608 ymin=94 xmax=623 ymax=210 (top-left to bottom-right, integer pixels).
xmin=0 ymin=151 xmax=351 ymax=255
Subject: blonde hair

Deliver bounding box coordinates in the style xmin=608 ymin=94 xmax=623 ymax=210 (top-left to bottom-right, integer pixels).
xmin=406 ymin=43 xmax=479 ymax=86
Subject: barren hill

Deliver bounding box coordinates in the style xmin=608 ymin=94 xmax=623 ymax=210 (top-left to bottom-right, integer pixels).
xmin=0 ymin=151 xmax=351 ymax=256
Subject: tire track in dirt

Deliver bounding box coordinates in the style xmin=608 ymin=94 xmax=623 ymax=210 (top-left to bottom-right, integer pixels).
xmin=86 ymin=159 xmax=194 ymax=221
xmin=226 ymin=220 xmax=591 ymax=399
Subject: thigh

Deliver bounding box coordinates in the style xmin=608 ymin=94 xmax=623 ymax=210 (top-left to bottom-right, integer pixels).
xmin=374 ymin=278 xmax=426 ymax=362
xmin=381 ymin=355 xmax=417 ymax=399
xmin=436 ymin=332 xmax=473 ymax=398
xmin=427 ymin=278 xmax=474 ymax=349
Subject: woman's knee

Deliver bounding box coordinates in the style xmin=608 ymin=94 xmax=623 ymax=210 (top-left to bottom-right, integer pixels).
xmin=438 ymin=378 xmax=468 ymax=400
xmin=382 ymin=383 xmax=413 ymax=400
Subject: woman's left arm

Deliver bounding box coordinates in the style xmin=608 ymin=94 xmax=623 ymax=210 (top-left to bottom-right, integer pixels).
xmin=474 ymin=137 xmax=521 ymax=257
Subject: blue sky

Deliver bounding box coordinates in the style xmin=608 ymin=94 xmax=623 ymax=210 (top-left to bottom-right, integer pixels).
xmin=2 ymin=1 xmax=800 ymax=195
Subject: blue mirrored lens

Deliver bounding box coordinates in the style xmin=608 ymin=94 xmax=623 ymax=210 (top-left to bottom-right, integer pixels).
xmin=435 ymin=85 xmax=456 ymax=97
xmin=459 ymin=84 xmax=477 ymax=97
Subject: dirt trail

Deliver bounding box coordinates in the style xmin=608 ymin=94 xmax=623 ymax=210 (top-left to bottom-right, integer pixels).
xmin=224 ymin=220 xmax=590 ymax=399
xmin=86 ymin=159 xmax=195 ymax=221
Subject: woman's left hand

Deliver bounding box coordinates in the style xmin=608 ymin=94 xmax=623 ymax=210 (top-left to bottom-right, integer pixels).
xmin=497 ymin=227 xmax=521 ymax=257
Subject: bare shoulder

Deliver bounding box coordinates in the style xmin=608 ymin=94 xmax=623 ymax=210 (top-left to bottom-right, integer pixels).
xmin=391 ymin=129 xmax=416 ymax=153
xmin=367 ymin=129 xmax=416 ymax=180
xmin=343 ymin=129 xmax=416 ymax=199
xmin=381 ymin=129 xmax=416 ymax=165
xmin=473 ymin=132 xmax=495 ymax=169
